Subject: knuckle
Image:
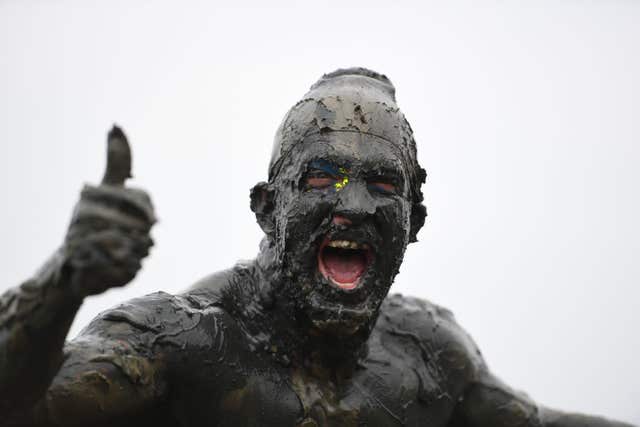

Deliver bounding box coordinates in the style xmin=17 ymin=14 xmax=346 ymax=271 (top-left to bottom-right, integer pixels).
xmin=79 ymin=185 xmax=156 ymax=226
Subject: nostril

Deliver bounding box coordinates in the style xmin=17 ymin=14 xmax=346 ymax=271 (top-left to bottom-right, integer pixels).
xmin=332 ymin=215 xmax=352 ymax=226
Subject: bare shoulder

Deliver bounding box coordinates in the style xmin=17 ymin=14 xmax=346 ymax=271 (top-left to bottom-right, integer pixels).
xmin=375 ymin=294 xmax=486 ymax=388
xmin=42 ymin=290 xmax=230 ymax=426
xmin=79 ymin=289 xmax=230 ymax=354
xmin=378 ymin=294 xmax=483 ymax=356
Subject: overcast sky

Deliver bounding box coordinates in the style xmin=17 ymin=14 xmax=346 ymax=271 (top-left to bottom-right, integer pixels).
xmin=1 ymin=0 xmax=638 ymax=423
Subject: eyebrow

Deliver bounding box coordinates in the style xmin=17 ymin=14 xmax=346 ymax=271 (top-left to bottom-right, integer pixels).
xmin=308 ymin=159 xmax=345 ymax=176
xmin=306 ymin=158 xmax=404 ymax=180
xmin=367 ymin=165 xmax=403 ymax=179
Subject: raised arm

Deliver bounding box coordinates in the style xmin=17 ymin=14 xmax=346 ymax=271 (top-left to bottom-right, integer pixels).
xmin=0 ymin=127 xmax=160 ymax=424
xmin=449 ymin=369 xmax=635 ymax=427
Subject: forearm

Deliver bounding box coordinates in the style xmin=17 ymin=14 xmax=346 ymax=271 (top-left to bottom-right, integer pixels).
xmin=0 ymin=127 xmax=157 ymax=424
xmin=539 ymin=407 xmax=636 ymax=427
xmin=450 ymin=371 xmax=636 ymax=427
xmin=0 ymin=248 xmax=82 ymax=415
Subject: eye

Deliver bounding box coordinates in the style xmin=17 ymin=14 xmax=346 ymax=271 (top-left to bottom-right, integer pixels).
xmin=305 ymin=171 xmax=338 ymax=190
xmin=367 ymin=178 xmax=397 ymax=194
xmin=307 ymin=176 xmax=335 ymax=189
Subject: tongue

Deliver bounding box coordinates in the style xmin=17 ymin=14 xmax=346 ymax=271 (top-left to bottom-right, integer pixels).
xmin=323 ymin=249 xmax=367 ymax=284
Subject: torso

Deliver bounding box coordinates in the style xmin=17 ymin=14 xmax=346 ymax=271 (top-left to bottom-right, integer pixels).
xmin=134 ymin=290 xmax=483 ymax=427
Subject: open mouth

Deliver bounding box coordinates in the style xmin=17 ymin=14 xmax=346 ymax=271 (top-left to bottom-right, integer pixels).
xmin=318 ymin=238 xmax=373 ymax=290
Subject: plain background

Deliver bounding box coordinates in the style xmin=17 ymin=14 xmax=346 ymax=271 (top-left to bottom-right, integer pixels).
xmin=1 ymin=0 xmax=638 ymax=424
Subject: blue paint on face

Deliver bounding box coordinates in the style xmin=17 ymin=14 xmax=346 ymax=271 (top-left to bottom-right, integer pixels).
xmin=310 ymin=159 xmax=341 ymax=176
xmin=308 ymin=159 xmax=350 ymax=191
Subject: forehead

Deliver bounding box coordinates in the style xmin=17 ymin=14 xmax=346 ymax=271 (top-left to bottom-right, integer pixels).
xmin=293 ymin=132 xmax=406 ymax=172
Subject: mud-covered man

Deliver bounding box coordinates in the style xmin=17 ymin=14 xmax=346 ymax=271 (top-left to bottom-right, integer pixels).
xmin=0 ymin=69 xmax=633 ymax=426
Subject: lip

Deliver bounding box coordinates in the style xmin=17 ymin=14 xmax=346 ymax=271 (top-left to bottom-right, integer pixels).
xmin=317 ymin=236 xmax=374 ymax=291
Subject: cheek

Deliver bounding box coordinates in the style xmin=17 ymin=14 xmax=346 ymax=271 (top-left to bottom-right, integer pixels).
xmin=374 ymin=198 xmax=412 ymax=243
xmin=278 ymin=192 xmax=335 ymax=249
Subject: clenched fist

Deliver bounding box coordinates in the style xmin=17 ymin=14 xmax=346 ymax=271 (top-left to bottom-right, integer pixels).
xmin=63 ymin=126 xmax=156 ymax=298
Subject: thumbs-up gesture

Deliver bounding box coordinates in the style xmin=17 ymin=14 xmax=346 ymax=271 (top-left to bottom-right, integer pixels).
xmin=63 ymin=126 xmax=156 ymax=298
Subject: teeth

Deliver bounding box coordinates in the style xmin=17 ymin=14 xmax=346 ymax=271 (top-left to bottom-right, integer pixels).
xmin=328 ymin=240 xmax=361 ymax=250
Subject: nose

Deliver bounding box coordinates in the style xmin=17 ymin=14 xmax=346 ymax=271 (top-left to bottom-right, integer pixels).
xmin=334 ymin=181 xmax=376 ymax=223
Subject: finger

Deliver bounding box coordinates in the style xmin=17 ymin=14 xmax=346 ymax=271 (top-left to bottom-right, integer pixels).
xmin=67 ymin=230 xmax=149 ymax=269
xmin=102 ymin=125 xmax=132 ymax=186
xmin=69 ymin=201 xmax=152 ymax=232
xmin=95 ymin=230 xmax=153 ymax=261
xmin=76 ymin=184 xmax=156 ymax=225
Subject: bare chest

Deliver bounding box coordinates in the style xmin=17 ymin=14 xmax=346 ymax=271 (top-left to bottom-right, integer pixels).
xmin=170 ymin=331 xmax=460 ymax=427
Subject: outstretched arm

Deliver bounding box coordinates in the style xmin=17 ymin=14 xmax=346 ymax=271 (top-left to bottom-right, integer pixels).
xmin=449 ymin=369 xmax=635 ymax=427
xmin=0 ymin=249 xmax=82 ymax=417
xmin=0 ymin=127 xmax=159 ymax=424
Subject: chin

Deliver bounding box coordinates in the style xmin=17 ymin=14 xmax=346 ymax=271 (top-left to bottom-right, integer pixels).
xmin=303 ymin=274 xmax=390 ymax=337
xmin=307 ymin=305 xmax=372 ymax=337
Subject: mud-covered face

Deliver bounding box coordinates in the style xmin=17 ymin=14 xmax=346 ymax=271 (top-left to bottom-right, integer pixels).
xmin=271 ymin=132 xmax=413 ymax=335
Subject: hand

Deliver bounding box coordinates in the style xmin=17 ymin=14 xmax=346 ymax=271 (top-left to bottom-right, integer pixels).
xmin=63 ymin=126 xmax=156 ymax=298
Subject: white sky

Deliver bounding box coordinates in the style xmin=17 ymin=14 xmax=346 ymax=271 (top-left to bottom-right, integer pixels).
xmin=1 ymin=0 xmax=638 ymax=423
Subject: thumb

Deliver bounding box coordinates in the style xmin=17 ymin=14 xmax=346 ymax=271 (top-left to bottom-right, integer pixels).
xmin=101 ymin=125 xmax=132 ymax=186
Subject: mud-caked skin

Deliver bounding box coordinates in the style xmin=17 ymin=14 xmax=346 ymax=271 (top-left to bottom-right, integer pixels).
xmin=0 ymin=69 xmax=634 ymax=427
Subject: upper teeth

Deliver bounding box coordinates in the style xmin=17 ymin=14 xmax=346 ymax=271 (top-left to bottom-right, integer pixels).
xmin=328 ymin=240 xmax=362 ymax=250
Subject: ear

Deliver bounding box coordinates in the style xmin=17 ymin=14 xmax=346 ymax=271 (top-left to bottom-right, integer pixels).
xmin=250 ymin=181 xmax=275 ymax=236
xmin=409 ymin=202 xmax=427 ymax=243
xmin=409 ymin=166 xmax=428 ymax=243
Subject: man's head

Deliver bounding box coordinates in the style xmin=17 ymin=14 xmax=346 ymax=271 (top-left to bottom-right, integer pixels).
xmin=251 ymin=68 xmax=426 ymax=336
